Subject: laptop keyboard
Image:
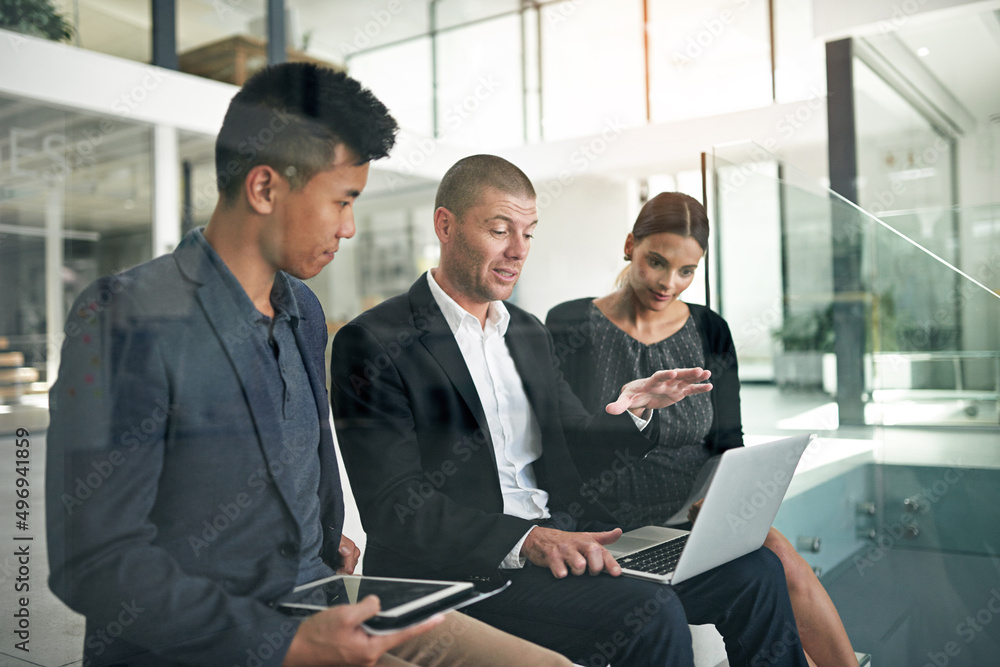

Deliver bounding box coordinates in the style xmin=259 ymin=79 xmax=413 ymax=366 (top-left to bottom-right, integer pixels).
xmin=617 ymin=534 xmax=689 ymax=575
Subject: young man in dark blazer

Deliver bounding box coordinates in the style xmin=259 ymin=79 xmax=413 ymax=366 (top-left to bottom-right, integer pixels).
xmin=330 ymin=154 xmax=811 ymax=666
xmin=46 ymin=66 xmax=570 ymax=667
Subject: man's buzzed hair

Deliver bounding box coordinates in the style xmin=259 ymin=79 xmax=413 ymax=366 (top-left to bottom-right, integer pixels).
xmin=435 ymin=154 xmax=536 ymax=219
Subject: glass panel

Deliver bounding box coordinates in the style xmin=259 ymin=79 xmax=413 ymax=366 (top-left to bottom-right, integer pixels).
xmin=177 ymin=0 xmax=268 ymax=85
xmin=540 ymin=0 xmax=645 ymax=141
xmin=853 ymin=58 xmax=954 ymax=216
xmin=0 ymin=93 xmax=153 ymax=425
xmin=51 ymin=0 xmax=151 ymax=63
xmin=178 ymin=129 xmax=216 ymax=234
xmin=434 ymin=0 xmax=520 ymax=31
xmin=647 ymin=0 xmax=772 ymax=122
xmin=287 ymin=0 xmax=430 ymax=65
xmin=435 ymin=14 xmax=523 ymax=148
xmin=869 ymin=205 xmax=1000 ymax=429
xmin=714 ymin=140 xmax=1000 ymax=665
xmin=348 ymin=37 xmax=433 ymax=137
xmin=772 ymin=0 xmax=825 ymax=103
xmin=714 ymin=155 xmax=783 ymax=382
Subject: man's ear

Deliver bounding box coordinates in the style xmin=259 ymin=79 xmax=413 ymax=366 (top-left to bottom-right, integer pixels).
xmin=433 ymin=206 xmax=456 ymax=244
xmin=244 ymin=165 xmax=283 ymax=215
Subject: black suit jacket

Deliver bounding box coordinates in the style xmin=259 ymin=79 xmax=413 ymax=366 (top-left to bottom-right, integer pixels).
xmin=46 ymin=231 xmax=344 ymax=666
xmin=329 ymin=274 xmax=654 ymax=580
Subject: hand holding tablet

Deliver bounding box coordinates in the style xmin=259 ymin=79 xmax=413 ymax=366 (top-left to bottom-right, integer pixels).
xmin=282 ymin=595 xmax=445 ymax=666
xmin=279 ymin=574 xmax=510 ymax=635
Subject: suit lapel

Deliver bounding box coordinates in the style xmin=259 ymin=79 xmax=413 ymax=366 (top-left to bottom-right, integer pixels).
xmin=408 ymin=277 xmax=492 ymax=449
xmin=174 ymin=237 xmax=303 ymax=527
xmin=504 ymin=310 xmax=560 ymax=424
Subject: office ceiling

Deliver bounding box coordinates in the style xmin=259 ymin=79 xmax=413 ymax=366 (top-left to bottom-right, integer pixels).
xmin=4 ymin=2 xmax=997 ymax=241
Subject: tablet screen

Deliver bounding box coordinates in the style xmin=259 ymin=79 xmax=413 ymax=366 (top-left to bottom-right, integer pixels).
xmin=284 ymin=575 xmax=473 ymax=618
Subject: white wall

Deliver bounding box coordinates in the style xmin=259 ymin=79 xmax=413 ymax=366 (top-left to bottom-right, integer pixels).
xmin=811 ymin=0 xmax=1000 ymax=39
xmin=957 ymin=123 xmax=1000 ymax=208
xmin=515 ymin=175 xmax=636 ymax=320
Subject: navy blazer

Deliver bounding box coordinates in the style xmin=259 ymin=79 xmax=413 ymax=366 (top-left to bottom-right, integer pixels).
xmin=329 ymin=274 xmax=650 ymax=581
xmin=46 ymin=231 xmax=344 ymax=666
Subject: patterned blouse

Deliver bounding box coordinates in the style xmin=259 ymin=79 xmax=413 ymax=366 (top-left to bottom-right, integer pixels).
xmin=587 ymin=302 xmax=714 ymax=528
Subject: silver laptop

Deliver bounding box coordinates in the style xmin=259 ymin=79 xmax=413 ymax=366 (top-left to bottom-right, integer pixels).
xmin=606 ymin=434 xmax=813 ymax=585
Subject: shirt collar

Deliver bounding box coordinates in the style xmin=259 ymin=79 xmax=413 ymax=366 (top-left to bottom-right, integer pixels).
xmin=426 ymin=270 xmax=509 ymax=337
xmin=192 ymin=227 xmax=301 ymax=326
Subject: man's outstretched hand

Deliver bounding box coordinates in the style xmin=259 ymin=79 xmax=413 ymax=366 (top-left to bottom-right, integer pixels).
xmin=606 ymin=368 xmax=712 ymax=417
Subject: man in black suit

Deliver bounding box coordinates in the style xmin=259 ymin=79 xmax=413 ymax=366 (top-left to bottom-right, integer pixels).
xmin=46 ymin=66 xmax=570 ymax=667
xmin=330 ymin=154 xmax=810 ymax=666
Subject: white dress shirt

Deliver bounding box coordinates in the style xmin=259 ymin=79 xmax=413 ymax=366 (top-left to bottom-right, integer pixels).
xmin=426 ymin=271 xmax=648 ymax=568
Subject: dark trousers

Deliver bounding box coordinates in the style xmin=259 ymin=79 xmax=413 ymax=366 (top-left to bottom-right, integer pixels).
xmin=465 ymin=547 xmax=808 ymax=667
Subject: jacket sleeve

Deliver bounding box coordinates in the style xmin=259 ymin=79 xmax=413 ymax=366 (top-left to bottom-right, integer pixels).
xmin=329 ymin=320 xmax=535 ymax=579
xmin=46 ymin=280 xmax=300 ymax=666
xmin=535 ymin=307 xmax=659 ymax=512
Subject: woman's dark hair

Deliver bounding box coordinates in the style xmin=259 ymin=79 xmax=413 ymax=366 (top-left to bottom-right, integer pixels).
xmin=616 ymin=192 xmax=709 ymax=288
xmin=631 ymin=192 xmax=709 ymax=251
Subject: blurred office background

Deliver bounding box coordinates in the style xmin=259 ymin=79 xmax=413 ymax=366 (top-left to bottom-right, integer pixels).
xmin=0 ymin=1 xmax=998 ymax=664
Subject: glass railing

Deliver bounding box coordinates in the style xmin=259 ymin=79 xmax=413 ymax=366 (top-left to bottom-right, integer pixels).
xmin=712 ymin=141 xmax=1000 ymax=665
xmin=870 ymin=205 xmax=1000 ymax=428
xmin=712 ymin=141 xmax=1000 ymax=430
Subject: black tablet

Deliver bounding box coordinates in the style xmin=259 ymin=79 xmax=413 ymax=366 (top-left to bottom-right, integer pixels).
xmin=278 ymin=574 xmax=505 ymax=634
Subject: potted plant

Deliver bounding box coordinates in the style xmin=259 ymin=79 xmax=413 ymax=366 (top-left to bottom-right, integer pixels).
xmin=772 ymin=305 xmax=835 ymax=390
xmin=0 ymin=0 xmax=74 ymax=42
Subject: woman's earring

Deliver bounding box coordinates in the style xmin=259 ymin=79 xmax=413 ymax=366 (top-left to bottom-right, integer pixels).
xmin=623 ymin=254 xmax=631 ymax=261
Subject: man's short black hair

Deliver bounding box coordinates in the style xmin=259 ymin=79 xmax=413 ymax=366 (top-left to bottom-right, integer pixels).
xmin=435 ymin=154 xmax=536 ymax=220
xmin=215 ymin=62 xmax=398 ymax=201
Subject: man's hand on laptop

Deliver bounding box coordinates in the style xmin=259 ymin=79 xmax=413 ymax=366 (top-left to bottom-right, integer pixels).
xmin=283 ymin=595 xmax=444 ymax=666
xmin=606 ymin=368 xmax=713 ymax=419
xmin=521 ymin=527 xmax=624 ymax=578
